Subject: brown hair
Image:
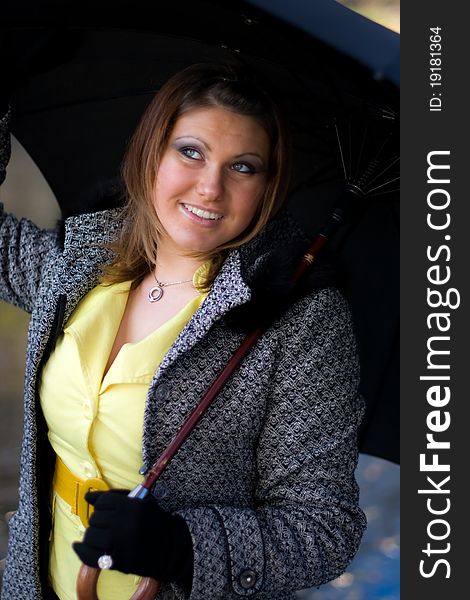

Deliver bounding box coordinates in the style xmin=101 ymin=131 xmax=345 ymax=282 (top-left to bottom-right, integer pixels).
xmin=103 ymin=62 xmax=291 ymax=288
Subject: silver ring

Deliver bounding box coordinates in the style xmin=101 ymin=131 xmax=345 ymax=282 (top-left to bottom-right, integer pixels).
xmin=97 ymin=554 xmax=113 ymax=570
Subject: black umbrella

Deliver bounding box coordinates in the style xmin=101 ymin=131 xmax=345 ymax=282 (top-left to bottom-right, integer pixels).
xmin=3 ymin=0 xmax=399 ymax=464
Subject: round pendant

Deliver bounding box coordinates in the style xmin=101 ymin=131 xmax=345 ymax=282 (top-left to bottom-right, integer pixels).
xmin=148 ymin=285 xmax=164 ymax=302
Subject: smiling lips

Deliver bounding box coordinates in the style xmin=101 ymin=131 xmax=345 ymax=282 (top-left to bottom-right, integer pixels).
xmin=182 ymin=203 xmax=224 ymax=221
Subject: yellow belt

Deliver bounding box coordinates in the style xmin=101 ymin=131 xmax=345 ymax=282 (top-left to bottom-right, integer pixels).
xmin=53 ymin=457 xmax=110 ymax=527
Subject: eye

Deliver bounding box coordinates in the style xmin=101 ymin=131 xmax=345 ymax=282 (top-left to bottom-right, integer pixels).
xmin=180 ymin=146 xmax=203 ymax=160
xmin=231 ymin=161 xmax=256 ymax=174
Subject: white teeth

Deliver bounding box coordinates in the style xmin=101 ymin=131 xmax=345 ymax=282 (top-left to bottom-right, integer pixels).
xmin=183 ymin=204 xmax=223 ymax=220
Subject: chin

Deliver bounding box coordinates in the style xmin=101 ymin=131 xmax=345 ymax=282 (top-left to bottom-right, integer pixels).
xmin=175 ymin=238 xmax=221 ymax=254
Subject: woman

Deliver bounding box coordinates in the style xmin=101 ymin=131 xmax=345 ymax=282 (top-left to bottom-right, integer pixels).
xmin=0 ymin=62 xmax=366 ymax=600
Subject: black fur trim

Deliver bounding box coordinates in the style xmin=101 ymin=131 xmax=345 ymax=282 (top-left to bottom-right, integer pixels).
xmin=224 ymin=240 xmax=344 ymax=333
xmin=62 ymin=178 xmax=125 ymax=219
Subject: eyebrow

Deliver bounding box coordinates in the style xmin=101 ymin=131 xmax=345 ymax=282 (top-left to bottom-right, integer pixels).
xmin=173 ymin=136 xmax=266 ymax=163
xmin=173 ymin=136 xmax=211 ymax=151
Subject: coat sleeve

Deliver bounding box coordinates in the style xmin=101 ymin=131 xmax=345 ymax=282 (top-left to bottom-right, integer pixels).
xmin=0 ymin=108 xmax=59 ymax=313
xmin=174 ymin=288 xmax=367 ymax=599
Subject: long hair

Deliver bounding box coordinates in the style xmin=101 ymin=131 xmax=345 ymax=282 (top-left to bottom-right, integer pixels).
xmin=103 ymin=62 xmax=292 ymax=288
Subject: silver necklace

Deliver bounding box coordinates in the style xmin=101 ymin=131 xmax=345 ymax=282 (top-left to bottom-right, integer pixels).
xmin=147 ymin=270 xmax=193 ymax=303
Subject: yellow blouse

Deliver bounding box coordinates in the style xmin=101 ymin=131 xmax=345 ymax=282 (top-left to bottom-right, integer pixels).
xmin=40 ymin=267 xmax=208 ymax=600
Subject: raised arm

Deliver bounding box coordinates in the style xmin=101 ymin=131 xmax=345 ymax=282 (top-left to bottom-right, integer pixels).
xmin=0 ymin=108 xmax=59 ymax=313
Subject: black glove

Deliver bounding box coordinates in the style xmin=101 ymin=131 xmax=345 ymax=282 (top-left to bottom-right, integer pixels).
xmin=73 ymin=490 xmax=194 ymax=590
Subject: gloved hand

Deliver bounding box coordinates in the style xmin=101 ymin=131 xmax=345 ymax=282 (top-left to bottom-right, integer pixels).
xmin=73 ymin=490 xmax=194 ymax=590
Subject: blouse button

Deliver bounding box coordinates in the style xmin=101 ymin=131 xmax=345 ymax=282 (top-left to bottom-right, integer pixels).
xmin=83 ymin=463 xmax=96 ymax=479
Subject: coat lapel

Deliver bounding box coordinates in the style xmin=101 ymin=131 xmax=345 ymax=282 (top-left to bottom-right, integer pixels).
xmin=155 ymin=251 xmax=251 ymax=379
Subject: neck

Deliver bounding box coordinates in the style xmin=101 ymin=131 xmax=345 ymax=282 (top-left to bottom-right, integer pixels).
xmin=153 ymin=246 xmax=206 ymax=282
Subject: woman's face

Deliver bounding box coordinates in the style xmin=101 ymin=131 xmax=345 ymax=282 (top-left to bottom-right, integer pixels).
xmin=153 ymin=106 xmax=270 ymax=255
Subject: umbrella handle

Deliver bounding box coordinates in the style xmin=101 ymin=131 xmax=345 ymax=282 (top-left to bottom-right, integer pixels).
xmin=77 ymin=564 xmax=161 ymax=600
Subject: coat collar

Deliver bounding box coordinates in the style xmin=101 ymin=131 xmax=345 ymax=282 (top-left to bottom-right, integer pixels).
xmin=59 ymin=206 xmax=310 ymax=363
xmin=57 ymin=208 xmax=125 ymax=324
xmin=61 ymin=205 xmax=309 ymax=303
xmin=62 ymin=207 xmax=124 ymax=257
xmin=147 ymin=209 xmax=311 ymax=379
xmin=155 ymin=250 xmax=251 ymax=380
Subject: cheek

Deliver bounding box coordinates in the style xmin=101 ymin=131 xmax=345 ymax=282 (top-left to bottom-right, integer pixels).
xmin=154 ymin=161 xmax=176 ymax=199
xmin=238 ymin=180 xmax=267 ymax=218
xmin=154 ymin=156 xmax=193 ymax=198
xmin=232 ymin=198 xmax=263 ymax=234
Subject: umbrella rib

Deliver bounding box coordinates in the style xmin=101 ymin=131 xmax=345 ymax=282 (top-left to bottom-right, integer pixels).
xmin=334 ymin=123 xmax=348 ymax=181
xmin=382 ymin=107 xmax=397 ymax=120
xmin=377 ymin=132 xmax=397 ymax=157
xmin=367 ymin=176 xmax=400 ymax=194
xmin=370 ymin=188 xmax=400 ymax=196
xmin=363 ymin=157 xmax=400 ymax=189
xmin=348 ymin=122 xmax=353 ymax=182
xmin=353 ymin=127 xmax=368 ymax=183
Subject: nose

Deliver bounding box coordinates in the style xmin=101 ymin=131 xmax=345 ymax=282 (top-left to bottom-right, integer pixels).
xmin=195 ymin=165 xmax=224 ymax=201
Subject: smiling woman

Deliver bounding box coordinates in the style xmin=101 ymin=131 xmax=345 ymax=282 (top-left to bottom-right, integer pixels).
xmin=1 ymin=62 xmax=366 ymax=600
xmin=104 ymin=62 xmax=292 ymax=296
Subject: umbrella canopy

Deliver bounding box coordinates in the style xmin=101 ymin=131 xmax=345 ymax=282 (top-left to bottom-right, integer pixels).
xmin=3 ymin=0 xmax=399 ymax=463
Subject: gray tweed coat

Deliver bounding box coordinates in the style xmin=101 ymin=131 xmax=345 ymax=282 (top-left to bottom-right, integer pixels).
xmin=0 ymin=110 xmax=366 ymax=600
